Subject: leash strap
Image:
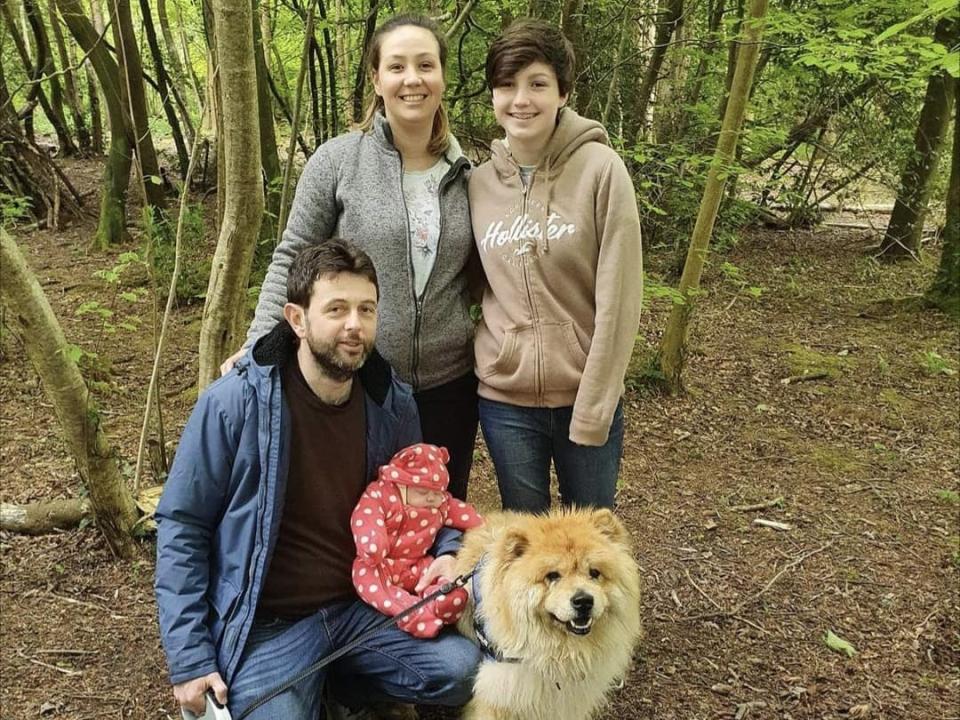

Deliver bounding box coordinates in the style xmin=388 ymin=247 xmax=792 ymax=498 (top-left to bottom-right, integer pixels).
xmin=235 ymin=571 xmax=475 ymax=720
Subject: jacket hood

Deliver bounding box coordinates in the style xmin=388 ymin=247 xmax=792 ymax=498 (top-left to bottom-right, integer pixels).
xmin=378 ymin=443 xmax=451 ymax=492
xmin=490 ymin=107 xmax=609 ymax=179
xmin=245 ymin=321 xmax=394 ymax=407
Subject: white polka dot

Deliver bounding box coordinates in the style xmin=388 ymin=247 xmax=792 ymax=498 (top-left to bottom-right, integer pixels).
xmin=384 ymin=600 xmax=392 ymax=608
xmin=443 ymin=612 xmax=452 ymax=619
xmin=461 ymin=514 xmax=470 ymax=522
xmin=359 ymin=568 xmax=367 ymax=576
xmin=434 ymin=619 xmax=443 ymax=625
xmin=403 ymin=548 xmax=410 ymax=555
xmin=453 ymin=598 xmax=462 ymax=606
xmin=417 ymin=623 xmax=426 ymax=631
xmin=433 ymin=474 xmax=439 ymax=481
xmin=412 ymin=477 xmax=420 ymax=484
xmin=389 ymin=495 xmax=397 ymax=503
xmin=392 ymin=575 xmax=400 ymax=582
xmin=428 ymin=454 xmax=435 ymax=462
xmin=368 ymin=584 xmax=378 ymax=593
xmin=431 ymin=508 xmax=438 ymax=514
xmin=376 ymin=519 xmax=384 ymax=526
xmin=410 ymin=510 xmax=418 ymax=519
xmin=414 ymin=447 xmax=422 ymax=454
xmin=416 ymin=538 xmax=424 ymax=545
xmin=407 ymin=531 xmax=415 ymax=537
xmin=457 ymin=502 xmax=466 ymax=508
xmin=372 ymin=601 xmax=378 ymax=609
xmin=355 ymin=520 xmax=363 ymax=527
xmin=369 ymin=543 xmax=378 ymax=553
xmin=364 ymin=508 xmax=372 ymax=515
xmin=420 ymin=519 xmax=429 ymax=527
xmin=360 ymin=536 xmax=369 ymax=544
xmin=391 ymin=470 xmax=399 ymax=479
xmin=438 ymin=594 xmax=446 ymax=602
xmin=429 ymin=528 xmax=436 ymax=535
xmin=420 ymin=468 xmax=428 ymax=474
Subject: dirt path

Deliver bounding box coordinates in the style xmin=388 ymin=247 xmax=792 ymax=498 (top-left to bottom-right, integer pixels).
xmin=1 ymin=167 xmax=957 ymax=719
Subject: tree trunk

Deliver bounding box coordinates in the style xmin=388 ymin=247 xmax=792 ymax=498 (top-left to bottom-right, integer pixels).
xmin=316 ymin=0 xmax=338 ymax=137
xmin=657 ymin=0 xmax=768 ymax=393
xmin=0 ymin=228 xmax=138 ymax=557
xmin=198 ymin=0 xmax=264 ymax=389
xmin=926 ymin=76 xmax=959 ymax=318
xmin=109 ymin=0 xmax=165 ymax=209
xmin=879 ymin=18 xmax=958 ymax=261
xmin=252 ymin=0 xmax=281 ymax=242
xmin=2 ymin=0 xmax=77 ymax=155
xmin=47 ymin=0 xmax=91 ymax=152
xmin=352 ymin=0 xmax=378 ymax=123
xmin=633 ymin=0 xmax=684 ymax=143
xmin=57 ymin=0 xmax=133 ymax=248
xmin=601 ymin=4 xmax=632 ymax=127
xmin=0 ymin=498 xmax=91 ymax=534
xmin=137 ymin=0 xmax=189 ymax=178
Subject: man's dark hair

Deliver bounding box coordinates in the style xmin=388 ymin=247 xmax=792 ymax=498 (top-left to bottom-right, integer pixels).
xmin=287 ymin=239 xmax=379 ymax=306
xmin=485 ymin=18 xmax=576 ymax=97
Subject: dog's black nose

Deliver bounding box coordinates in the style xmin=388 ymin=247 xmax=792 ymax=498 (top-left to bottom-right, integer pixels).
xmin=571 ymin=591 xmax=594 ymax=613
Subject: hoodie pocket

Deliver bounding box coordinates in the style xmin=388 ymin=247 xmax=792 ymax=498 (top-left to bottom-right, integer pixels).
xmin=478 ymin=321 xmax=587 ymax=394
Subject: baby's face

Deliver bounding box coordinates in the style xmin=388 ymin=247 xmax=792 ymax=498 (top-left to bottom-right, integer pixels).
xmin=405 ymin=487 xmax=445 ymax=508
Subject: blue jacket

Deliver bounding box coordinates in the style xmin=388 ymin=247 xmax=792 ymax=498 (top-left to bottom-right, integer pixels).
xmin=154 ymin=323 xmax=452 ymax=685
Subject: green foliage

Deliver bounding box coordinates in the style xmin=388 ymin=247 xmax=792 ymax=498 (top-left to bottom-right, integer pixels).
xmin=143 ymin=204 xmax=210 ymax=304
xmin=1 ymin=192 xmax=32 ymax=229
xmin=917 ymin=350 xmax=957 ymax=376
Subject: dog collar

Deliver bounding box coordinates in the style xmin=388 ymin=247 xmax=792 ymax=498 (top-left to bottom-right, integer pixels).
xmin=472 ymin=555 xmax=522 ymax=664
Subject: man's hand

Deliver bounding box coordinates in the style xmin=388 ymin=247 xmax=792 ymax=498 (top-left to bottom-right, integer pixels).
xmin=415 ymin=554 xmax=457 ymax=593
xmin=220 ymin=347 xmax=248 ymax=376
xmin=173 ymin=671 xmax=228 ymax=715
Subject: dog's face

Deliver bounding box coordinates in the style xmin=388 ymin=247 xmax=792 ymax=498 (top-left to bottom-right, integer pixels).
xmin=489 ymin=508 xmax=635 ymax=638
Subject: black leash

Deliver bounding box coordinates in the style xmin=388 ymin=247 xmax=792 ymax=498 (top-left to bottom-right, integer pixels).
xmin=235 ymin=570 xmax=475 ymax=720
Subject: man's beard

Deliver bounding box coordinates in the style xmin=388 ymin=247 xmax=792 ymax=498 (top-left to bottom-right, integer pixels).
xmin=304 ymin=331 xmax=373 ymax=382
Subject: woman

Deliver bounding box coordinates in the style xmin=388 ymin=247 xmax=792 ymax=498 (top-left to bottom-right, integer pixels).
xmin=226 ymin=15 xmax=478 ymax=499
xmin=469 ymin=19 xmax=643 ymax=513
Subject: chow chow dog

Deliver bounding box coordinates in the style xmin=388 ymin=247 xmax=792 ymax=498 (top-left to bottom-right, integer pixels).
xmin=453 ymin=508 xmax=642 ymax=720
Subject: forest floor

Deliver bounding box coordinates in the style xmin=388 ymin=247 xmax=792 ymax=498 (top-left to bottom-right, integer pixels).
xmin=1 ymin=159 xmax=958 ymax=720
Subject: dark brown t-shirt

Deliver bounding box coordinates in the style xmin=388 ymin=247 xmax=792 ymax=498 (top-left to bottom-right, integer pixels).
xmin=257 ymin=359 xmax=367 ymax=618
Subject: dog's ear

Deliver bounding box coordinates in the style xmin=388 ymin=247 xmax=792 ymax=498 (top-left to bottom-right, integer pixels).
xmin=500 ymin=527 xmax=529 ymax=561
xmin=590 ymin=508 xmax=630 ymax=547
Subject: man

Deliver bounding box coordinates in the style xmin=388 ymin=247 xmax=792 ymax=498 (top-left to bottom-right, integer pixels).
xmin=155 ymin=240 xmax=479 ymax=719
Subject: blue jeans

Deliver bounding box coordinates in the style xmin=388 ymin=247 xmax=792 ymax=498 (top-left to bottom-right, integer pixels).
xmin=479 ymin=398 xmax=624 ymax=513
xmin=228 ymin=600 xmax=479 ymax=719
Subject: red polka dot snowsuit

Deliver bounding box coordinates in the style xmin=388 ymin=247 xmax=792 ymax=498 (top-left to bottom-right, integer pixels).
xmin=351 ymin=444 xmax=483 ymax=638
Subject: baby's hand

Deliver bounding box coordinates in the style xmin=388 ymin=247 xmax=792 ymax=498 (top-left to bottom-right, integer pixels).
xmin=415 ymin=554 xmax=456 ymax=593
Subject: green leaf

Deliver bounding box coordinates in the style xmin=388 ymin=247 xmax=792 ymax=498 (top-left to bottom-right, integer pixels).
xmin=824 ymin=630 xmax=857 ymax=657
xmin=120 ymin=291 xmax=139 ymax=302
xmin=148 ymin=175 xmax=163 ymax=185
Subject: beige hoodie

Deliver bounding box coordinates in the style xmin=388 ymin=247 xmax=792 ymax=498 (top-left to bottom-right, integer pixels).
xmin=469 ymin=109 xmax=643 ymax=446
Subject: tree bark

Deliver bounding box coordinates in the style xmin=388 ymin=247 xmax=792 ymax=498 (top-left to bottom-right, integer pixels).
xmin=109 ymin=0 xmax=165 ymax=209
xmin=198 ymin=0 xmax=264 ymax=389
xmin=926 ymin=76 xmax=959 ymax=318
xmin=252 ymin=0 xmax=281 ymax=241
xmin=2 ymin=0 xmax=77 ymax=154
xmin=879 ymin=17 xmax=958 ymax=261
xmin=316 ymin=0 xmax=338 ymax=137
xmin=633 ymin=0 xmax=684 ymax=143
xmin=0 ymin=499 xmax=91 ymax=534
xmin=657 ymin=0 xmax=768 ymax=393
xmin=46 ymin=0 xmax=91 ymax=152
xmin=601 ymin=4 xmax=632 ymax=127
xmin=0 ymin=228 xmax=138 ymax=557
xmin=352 ymin=0 xmax=378 ymax=123
xmin=56 ymin=0 xmax=133 ymax=248
xmin=137 ymin=0 xmax=189 ymax=178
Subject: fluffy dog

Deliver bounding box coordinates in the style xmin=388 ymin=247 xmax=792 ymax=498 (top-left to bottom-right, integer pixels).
xmin=454 ymin=508 xmax=642 ymax=720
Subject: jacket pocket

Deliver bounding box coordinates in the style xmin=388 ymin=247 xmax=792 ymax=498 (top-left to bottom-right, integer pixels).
xmin=209 ymin=578 xmax=242 ymax=627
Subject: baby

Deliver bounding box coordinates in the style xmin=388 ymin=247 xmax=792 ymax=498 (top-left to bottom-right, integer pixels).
xmin=351 ymin=443 xmax=483 ymax=638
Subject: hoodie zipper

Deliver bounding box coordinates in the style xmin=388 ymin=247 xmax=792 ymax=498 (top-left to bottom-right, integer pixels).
xmin=398 ymin=156 xmax=422 ymax=390
xmin=517 ymin=172 xmax=544 ymax=402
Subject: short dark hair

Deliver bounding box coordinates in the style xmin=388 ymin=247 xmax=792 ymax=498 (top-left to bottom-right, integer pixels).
xmin=287 ymin=239 xmax=379 ymax=307
xmin=485 ymin=19 xmax=576 ymax=97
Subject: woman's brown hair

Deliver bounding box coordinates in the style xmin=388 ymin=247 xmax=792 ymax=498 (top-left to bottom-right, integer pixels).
xmin=358 ymin=14 xmax=450 ymax=157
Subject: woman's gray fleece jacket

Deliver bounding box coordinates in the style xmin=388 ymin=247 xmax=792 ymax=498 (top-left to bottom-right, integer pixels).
xmin=246 ymin=114 xmax=476 ymax=391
